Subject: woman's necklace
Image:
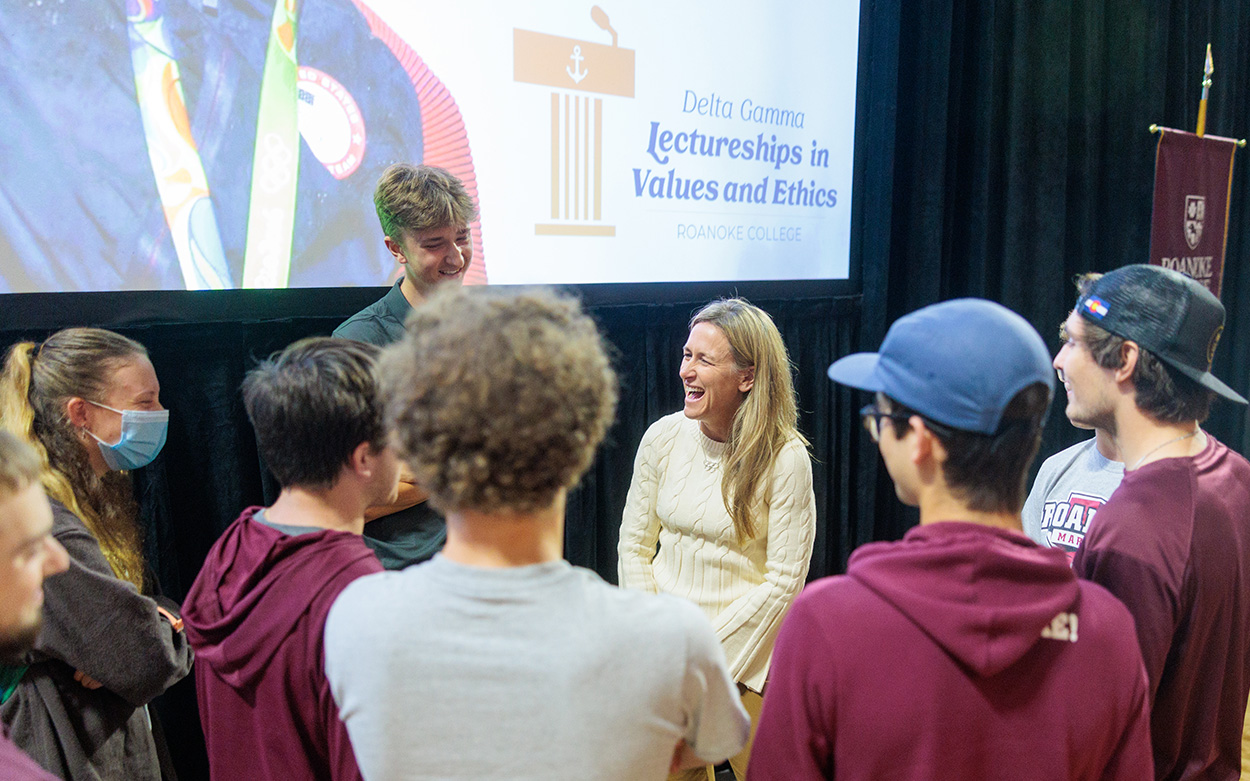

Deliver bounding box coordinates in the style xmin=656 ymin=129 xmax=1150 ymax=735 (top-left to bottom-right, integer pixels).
xmin=1129 ymin=429 xmax=1199 ymax=471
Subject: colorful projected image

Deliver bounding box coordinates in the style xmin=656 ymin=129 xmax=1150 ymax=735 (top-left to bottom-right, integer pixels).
xmin=0 ymin=0 xmax=859 ymax=293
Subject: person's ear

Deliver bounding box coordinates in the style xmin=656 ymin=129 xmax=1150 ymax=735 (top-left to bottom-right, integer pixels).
xmin=910 ymin=417 xmax=946 ymax=467
xmin=1114 ymin=341 xmax=1139 ymax=383
xmin=738 ymin=366 xmax=755 ymax=393
xmin=348 ymin=441 xmax=375 ymax=479
xmin=65 ymin=397 xmax=89 ymax=429
xmin=384 ymin=236 xmax=407 ymax=266
xmin=907 ymin=417 xmax=928 ymax=463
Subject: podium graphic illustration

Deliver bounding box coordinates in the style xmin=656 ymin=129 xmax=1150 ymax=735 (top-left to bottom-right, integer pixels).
xmin=514 ymin=7 xmax=634 ymax=236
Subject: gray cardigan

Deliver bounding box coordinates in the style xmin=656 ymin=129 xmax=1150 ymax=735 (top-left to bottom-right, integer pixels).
xmin=0 ymin=500 xmax=193 ymax=780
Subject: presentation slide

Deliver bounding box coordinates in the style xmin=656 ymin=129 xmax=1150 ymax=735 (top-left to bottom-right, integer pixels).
xmin=0 ymin=0 xmax=861 ymax=293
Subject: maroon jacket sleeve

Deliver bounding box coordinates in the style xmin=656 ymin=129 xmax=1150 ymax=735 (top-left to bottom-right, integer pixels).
xmin=1072 ymin=474 xmax=1188 ymax=700
xmin=746 ymin=590 xmax=835 ymax=780
xmin=1099 ymin=656 xmax=1154 ymax=781
xmin=1073 ymin=544 xmax=1178 ymax=698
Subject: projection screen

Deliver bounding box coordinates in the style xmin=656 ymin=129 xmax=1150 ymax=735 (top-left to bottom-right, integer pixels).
xmin=0 ymin=0 xmax=861 ymax=293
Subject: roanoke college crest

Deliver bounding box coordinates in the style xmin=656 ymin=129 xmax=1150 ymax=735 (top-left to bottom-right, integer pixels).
xmin=1185 ymin=195 xmax=1205 ymax=250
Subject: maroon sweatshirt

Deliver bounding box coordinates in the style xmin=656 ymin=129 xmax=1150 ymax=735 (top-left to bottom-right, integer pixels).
xmin=182 ymin=508 xmax=383 ymax=781
xmin=749 ymin=522 xmax=1152 ymax=780
xmin=1074 ymin=435 xmax=1250 ymax=780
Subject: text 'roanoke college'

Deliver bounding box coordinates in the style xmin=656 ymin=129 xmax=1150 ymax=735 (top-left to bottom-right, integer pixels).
xmin=676 ymin=224 xmax=802 ymax=242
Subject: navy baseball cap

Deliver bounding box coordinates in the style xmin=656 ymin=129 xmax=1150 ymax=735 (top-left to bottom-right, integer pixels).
xmin=828 ymin=298 xmax=1054 ymax=434
xmin=1075 ymin=264 xmax=1247 ymax=405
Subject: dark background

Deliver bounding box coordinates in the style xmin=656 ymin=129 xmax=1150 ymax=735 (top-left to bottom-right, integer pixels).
xmin=2 ymin=1 xmax=1249 ymax=778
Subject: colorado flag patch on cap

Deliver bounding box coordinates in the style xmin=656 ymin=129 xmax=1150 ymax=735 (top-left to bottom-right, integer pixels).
xmin=1082 ymin=296 xmax=1109 ymax=320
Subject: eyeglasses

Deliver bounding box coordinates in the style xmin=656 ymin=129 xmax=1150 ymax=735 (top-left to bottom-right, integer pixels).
xmin=860 ymin=404 xmax=913 ymax=443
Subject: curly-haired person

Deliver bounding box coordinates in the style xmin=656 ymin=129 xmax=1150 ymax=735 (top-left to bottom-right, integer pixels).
xmin=324 ymin=286 xmax=748 ymax=781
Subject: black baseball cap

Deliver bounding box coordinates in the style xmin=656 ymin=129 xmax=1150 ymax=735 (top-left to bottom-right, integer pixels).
xmin=1075 ymin=264 xmax=1247 ymax=405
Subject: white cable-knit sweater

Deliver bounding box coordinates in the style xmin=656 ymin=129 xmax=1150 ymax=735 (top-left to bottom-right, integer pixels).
xmin=617 ymin=412 xmax=816 ymax=692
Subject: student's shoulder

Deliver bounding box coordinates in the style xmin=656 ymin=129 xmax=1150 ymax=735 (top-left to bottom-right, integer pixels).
xmin=789 ymin=575 xmax=872 ymax=617
xmin=332 ymin=309 xmax=391 ymax=345
xmin=614 ymin=588 xmax=725 ymax=661
xmin=1089 ymin=464 xmax=1193 ymax=550
xmin=47 ymin=497 xmax=85 ymax=534
xmin=578 ymin=567 xmax=705 ymax=627
xmin=45 ymin=499 xmax=108 ymax=559
xmin=1071 ymin=579 xmax=1148 ymax=662
xmin=328 ymin=567 xmax=415 ymax=616
xmin=321 ymin=532 xmax=388 ymax=580
xmin=1035 ymin=437 xmax=1099 ymax=479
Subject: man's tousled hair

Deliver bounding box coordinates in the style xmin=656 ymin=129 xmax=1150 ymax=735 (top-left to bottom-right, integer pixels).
xmin=373 ymin=164 xmax=478 ymax=239
xmin=242 ymin=338 xmax=385 ymax=490
xmin=378 ymin=286 xmax=618 ymax=513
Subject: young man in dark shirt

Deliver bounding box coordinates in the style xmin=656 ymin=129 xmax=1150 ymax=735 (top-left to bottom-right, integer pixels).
xmin=1056 ymin=264 xmax=1250 ymax=780
xmin=750 ymin=298 xmax=1152 ymax=780
xmin=333 ymin=164 xmax=479 ymax=568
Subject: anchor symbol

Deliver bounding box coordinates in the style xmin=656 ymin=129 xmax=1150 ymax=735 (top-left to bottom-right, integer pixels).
xmin=566 ymin=45 xmax=588 ymax=84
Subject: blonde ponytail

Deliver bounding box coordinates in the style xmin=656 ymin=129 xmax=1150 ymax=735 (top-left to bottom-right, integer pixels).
xmin=0 ymin=332 xmax=148 ymax=589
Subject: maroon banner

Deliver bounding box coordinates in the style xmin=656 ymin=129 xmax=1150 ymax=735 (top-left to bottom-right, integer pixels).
xmin=1149 ymin=128 xmax=1238 ymax=298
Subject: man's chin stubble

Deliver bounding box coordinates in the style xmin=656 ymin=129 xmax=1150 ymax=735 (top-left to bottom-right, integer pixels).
xmin=0 ymin=621 xmax=41 ymax=665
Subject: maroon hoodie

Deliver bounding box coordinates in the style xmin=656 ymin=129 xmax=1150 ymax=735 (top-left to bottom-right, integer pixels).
xmin=182 ymin=508 xmax=383 ymax=781
xmin=748 ymin=522 xmax=1152 ymax=780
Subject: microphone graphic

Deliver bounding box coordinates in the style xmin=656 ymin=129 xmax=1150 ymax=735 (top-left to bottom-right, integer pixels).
xmin=590 ymin=6 xmax=617 ymax=47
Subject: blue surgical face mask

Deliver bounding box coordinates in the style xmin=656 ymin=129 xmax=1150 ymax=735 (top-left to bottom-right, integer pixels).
xmin=84 ymin=401 xmax=169 ymax=471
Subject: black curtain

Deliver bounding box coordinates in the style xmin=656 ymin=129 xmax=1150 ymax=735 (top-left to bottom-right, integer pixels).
xmin=868 ymin=0 xmax=1250 ymax=537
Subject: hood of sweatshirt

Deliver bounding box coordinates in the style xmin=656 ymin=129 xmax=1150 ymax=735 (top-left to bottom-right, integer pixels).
xmin=182 ymin=507 xmax=380 ymax=689
xmin=848 ymin=521 xmax=1079 ymax=677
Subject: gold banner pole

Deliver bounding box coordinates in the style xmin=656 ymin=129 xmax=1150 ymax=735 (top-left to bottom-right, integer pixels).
xmin=1196 ymin=44 xmax=1212 ymax=137
xmin=1149 ymin=124 xmax=1246 ymax=147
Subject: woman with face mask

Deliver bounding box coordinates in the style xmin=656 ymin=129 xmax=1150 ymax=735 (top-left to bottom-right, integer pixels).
xmin=0 ymin=328 xmax=193 ymax=781
xmin=618 ymin=299 xmax=816 ymax=781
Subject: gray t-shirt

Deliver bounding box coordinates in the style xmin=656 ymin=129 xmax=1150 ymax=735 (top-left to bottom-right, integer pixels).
xmin=324 ymin=556 xmax=748 ymax=780
xmin=1022 ymin=438 xmax=1124 ymax=559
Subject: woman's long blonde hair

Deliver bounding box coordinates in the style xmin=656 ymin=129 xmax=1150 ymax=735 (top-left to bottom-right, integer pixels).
xmin=0 ymin=329 xmax=148 ymax=589
xmin=691 ymin=299 xmax=806 ymax=542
